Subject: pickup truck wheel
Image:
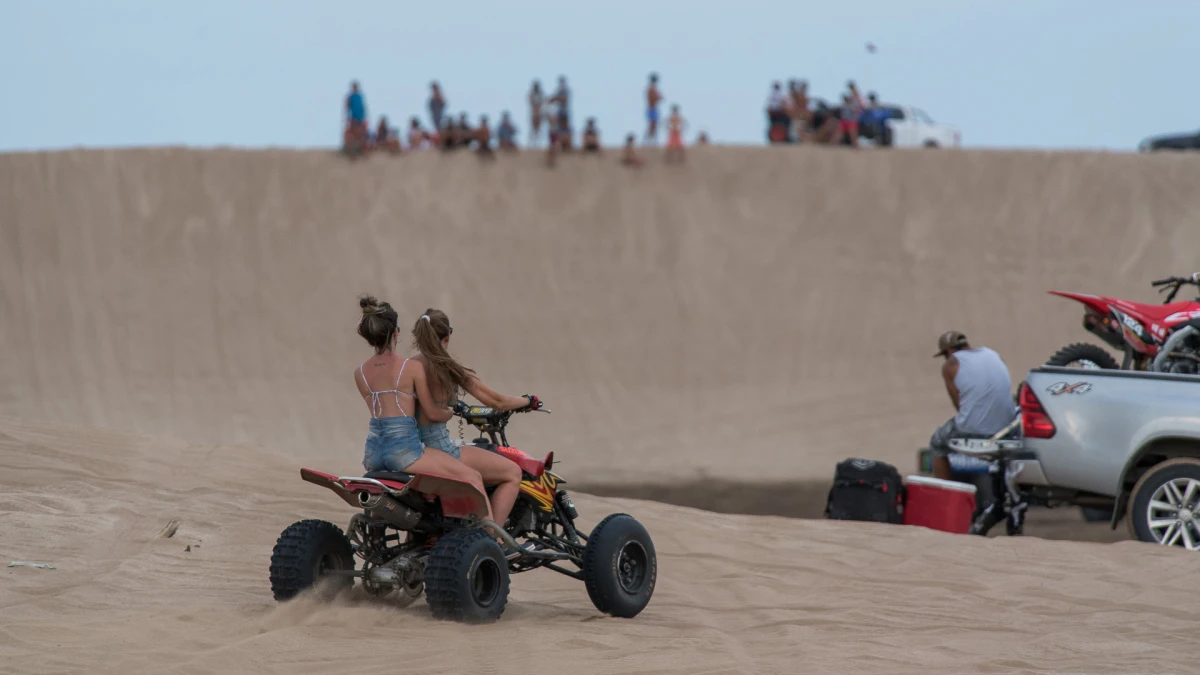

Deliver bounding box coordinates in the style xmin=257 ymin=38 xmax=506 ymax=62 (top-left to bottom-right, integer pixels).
xmin=1127 ymin=458 xmax=1200 ymax=550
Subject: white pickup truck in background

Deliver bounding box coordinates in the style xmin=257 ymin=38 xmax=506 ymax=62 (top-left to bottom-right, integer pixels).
xmin=871 ymin=104 xmax=962 ymax=148
xmin=798 ymin=98 xmax=962 ymax=149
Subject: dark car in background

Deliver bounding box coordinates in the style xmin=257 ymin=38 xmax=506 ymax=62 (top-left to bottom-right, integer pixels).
xmin=1139 ymin=128 xmax=1200 ymax=152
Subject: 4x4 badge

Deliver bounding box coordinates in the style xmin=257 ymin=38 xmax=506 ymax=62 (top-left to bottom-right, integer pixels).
xmin=1047 ymin=381 xmax=1092 ymax=395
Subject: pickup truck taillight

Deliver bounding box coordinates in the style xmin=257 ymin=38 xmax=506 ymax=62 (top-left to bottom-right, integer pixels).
xmin=1019 ymin=383 xmax=1056 ymax=438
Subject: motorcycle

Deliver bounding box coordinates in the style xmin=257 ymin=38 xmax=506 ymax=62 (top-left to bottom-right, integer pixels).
xmin=1046 ymin=274 xmax=1200 ymax=374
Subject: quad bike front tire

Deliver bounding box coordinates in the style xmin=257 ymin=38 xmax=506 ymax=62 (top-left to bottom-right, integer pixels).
xmin=1046 ymin=343 xmax=1120 ymax=370
xmin=424 ymin=528 xmax=510 ymax=623
xmin=582 ymin=514 xmax=657 ymax=618
xmin=269 ymin=519 xmax=355 ymax=601
xmin=1126 ymin=458 xmax=1200 ymax=550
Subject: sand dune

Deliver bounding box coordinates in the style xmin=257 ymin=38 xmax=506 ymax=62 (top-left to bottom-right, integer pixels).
xmin=4 ymin=147 xmax=1200 ymax=486
xmin=2 ymin=416 xmax=1196 ymax=675
xmin=3 ymin=147 xmax=1200 ymax=673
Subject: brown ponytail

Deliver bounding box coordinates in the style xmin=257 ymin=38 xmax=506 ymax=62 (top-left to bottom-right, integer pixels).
xmin=412 ymin=308 xmax=474 ymax=403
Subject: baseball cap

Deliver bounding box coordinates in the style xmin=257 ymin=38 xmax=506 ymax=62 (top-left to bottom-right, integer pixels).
xmin=934 ymin=331 xmax=968 ymax=357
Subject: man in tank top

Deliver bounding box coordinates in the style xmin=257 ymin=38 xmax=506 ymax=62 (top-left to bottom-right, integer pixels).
xmin=928 ymin=331 xmax=1019 ymax=480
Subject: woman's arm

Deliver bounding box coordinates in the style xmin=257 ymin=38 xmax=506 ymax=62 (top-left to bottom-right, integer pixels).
xmin=411 ymin=361 xmax=454 ymax=423
xmin=462 ymin=373 xmax=530 ymax=411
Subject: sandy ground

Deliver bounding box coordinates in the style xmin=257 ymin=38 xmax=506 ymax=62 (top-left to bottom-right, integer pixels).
xmin=2 ymin=416 xmax=1195 ymax=675
xmin=3 ymin=147 xmax=1200 ymax=673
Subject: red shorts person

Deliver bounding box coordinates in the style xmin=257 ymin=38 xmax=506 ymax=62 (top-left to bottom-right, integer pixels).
xmin=665 ymin=105 xmax=686 ymax=162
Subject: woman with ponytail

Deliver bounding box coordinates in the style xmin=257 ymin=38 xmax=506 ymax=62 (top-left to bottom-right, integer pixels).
xmin=410 ymin=308 xmax=542 ymax=531
xmin=352 ymin=296 xmax=493 ymax=519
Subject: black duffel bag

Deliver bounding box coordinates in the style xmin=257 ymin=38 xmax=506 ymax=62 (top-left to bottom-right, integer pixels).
xmin=824 ymin=458 xmax=905 ymax=524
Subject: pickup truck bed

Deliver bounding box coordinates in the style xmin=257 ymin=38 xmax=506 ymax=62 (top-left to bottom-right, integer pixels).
xmin=1020 ymin=366 xmax=1200 ymax=546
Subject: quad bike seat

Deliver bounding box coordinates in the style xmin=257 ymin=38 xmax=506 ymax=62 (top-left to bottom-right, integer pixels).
xmin=364 ymin=470 xmax=414 ymax=483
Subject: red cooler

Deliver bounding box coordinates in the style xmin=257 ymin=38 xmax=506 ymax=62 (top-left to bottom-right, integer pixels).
xmin=902 ymin=475 xmax=977 ymax=534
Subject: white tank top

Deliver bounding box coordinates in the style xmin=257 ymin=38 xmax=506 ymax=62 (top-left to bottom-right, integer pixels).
xmin=952 ymin=347 xmax=1017 ymax=435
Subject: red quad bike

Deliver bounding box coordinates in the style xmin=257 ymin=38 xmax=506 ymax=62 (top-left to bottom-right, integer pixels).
xmin=268 ymin=401 xmax=657 ymax=624
xmin=1047 ymin=274 xmax=1200 ymax=375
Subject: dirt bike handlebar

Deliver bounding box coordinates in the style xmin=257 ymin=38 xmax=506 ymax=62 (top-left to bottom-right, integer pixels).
xmin=1151 ymin=275 xmax=1200 ymax=287
xmin=1151 ymin=275 xmax=1200 ymax=303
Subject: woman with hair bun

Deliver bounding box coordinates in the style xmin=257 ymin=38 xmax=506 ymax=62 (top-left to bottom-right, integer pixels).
xmin=352 ymin=295 xmax=493 ymax=518
xmin=410 ymin=308 xmax=542 ymax=532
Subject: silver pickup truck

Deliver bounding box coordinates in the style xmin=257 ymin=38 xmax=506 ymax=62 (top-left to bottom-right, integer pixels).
xmin=944 ymin=365 xmax=1200 ymax=551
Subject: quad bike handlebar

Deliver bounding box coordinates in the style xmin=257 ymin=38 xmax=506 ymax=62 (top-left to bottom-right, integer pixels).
xmin=451 ymin=399 xmax=551 ymax=425
xmin=451 ymin=399 xmax=550 ymax=448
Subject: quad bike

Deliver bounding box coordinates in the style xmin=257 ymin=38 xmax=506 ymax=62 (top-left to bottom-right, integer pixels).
xmin=268 ymin=400 xmax=657 ymax=623
xmin=1046 ymin=274 xmax=1200 ymax=374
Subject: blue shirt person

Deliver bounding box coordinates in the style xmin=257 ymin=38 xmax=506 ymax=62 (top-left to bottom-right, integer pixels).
xmin=346 ymin=81 xmax=367 ymax=125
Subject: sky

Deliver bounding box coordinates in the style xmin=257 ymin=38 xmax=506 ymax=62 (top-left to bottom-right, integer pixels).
xmin=2 ymin=0 xmax=1197 ymax=152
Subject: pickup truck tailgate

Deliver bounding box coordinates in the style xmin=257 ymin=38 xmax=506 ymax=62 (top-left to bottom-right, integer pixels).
xmin=1022 ymin=366 xmax=1200 ymax=496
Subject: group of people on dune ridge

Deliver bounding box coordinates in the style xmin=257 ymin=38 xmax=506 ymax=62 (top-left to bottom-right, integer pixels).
xmin=341 ymin=75 xmax=703 ymax=167
xmin=352 ymin=297 xmax=542 ymax=557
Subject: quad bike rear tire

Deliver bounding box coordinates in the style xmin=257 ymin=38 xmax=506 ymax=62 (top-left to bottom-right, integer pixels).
xmin=424 ymin=528 xmax=510 ymax=623
xmin=582 ymin=514 xmax=657 ymax=618
xmin=269 ymin=519 xmax=355 ymax=601
xmin=1046 ymin=343 xmax=1120 ymax=370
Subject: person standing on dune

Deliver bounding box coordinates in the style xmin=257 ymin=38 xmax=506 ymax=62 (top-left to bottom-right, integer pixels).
xmin=928 ymin=331 xmax=1018 ymax=480
xmin=344 ymin=81 xmax=368 ymax=156
xmin=645 ymin=73 xmax=662 ymax=144
xmin=665 ymin=105 xmax=687 ymax=163
xmin=528 ymin=80 xmax=544 ymax=147
xmin=428 ymin=82 xmax=447 ymax=132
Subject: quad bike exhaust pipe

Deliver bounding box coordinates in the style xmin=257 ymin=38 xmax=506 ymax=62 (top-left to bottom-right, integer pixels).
xmin=357 ymin=491 xmax=422 ymax=530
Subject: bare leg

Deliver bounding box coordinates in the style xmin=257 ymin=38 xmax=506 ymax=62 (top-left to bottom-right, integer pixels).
xmin=458 ymin=445 xmax=523 ymax=526
xmin=403 ymin=447 xmax=491 ymax=520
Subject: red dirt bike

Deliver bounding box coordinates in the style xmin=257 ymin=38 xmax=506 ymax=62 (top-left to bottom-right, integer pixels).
xmin=1047 ymin=274 xmax=1200 ymax=374
xmin=268 ymin=400 xmax=656 ymax=624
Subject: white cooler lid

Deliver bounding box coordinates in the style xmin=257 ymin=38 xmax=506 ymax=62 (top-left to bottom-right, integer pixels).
xmin=905 ymin=474 xmax=977 ymax=494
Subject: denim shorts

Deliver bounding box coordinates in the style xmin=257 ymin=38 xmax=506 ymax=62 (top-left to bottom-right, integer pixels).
xmin=363 ymin=416 xmax=424 ymax=472
xmin=419 ymin=422 xmax=461 ymax=460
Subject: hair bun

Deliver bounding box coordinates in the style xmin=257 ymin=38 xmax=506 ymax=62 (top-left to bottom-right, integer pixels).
xmin=359 ymin=294 xmax=386 ymax=315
